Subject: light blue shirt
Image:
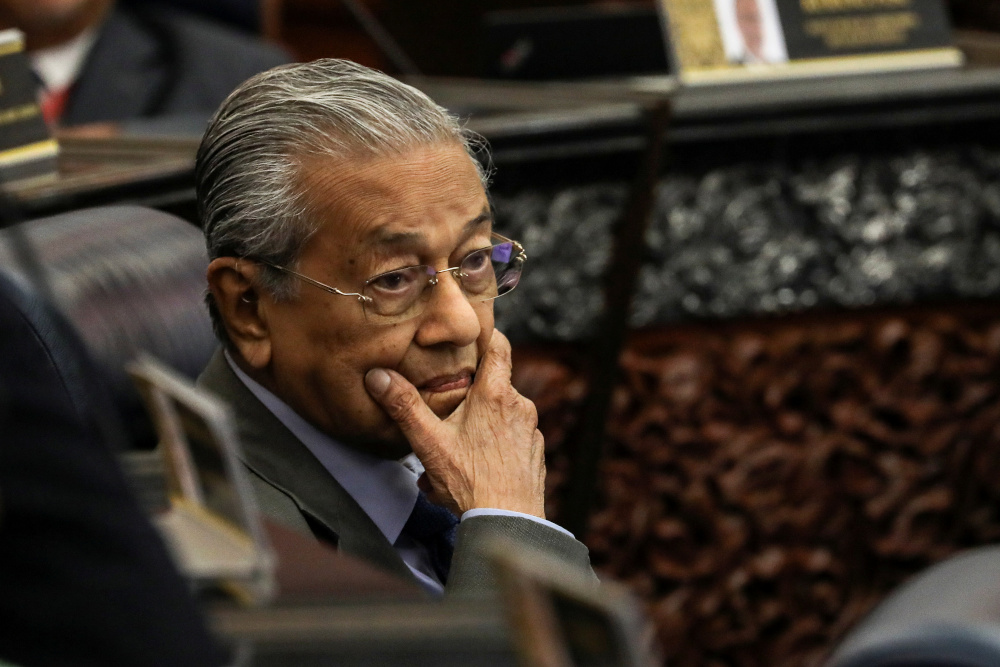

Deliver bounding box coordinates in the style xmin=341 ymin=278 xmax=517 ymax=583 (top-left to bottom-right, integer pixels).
xmin=224 ymin=352 xmax=572 ymax=595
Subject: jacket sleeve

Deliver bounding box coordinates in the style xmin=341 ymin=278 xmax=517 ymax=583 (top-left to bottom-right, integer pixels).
xmin=445 ymin=514 xmax=598 ymax=598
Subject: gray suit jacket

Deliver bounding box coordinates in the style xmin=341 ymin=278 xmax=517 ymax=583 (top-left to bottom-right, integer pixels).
xmin=197 ymin=350 xmax=596 ymax=597
xmin=63 ymin=4 xmax=290 ymax=126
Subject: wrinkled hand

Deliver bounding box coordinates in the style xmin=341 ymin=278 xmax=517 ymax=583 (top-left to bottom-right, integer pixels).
xmin=364 ymin=331 xmax=546 ymax=518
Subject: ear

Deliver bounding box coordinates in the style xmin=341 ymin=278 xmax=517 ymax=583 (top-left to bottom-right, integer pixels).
xmin=206 ymin=257 xmax=272 ymax=370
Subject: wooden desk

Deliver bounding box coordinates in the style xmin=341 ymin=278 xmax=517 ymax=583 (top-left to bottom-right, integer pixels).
xmin=1 ymin=134 xmax=199 ymax=224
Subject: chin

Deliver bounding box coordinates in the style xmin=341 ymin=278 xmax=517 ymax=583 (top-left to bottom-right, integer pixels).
xmin=422 ymin=388 xmax=468 ymax=419
xmin=345 ymin=391 xmax=466 ymax=460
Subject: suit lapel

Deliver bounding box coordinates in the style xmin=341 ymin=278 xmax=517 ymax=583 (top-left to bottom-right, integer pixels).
xmin=197 ymin=350 xmax=414 ymax=583
xmin=65 ymin=7 xmax=169 ymax=124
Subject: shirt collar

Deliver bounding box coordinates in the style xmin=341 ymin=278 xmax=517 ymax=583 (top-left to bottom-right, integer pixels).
xmin=224 ymin=351 xmax=420 ymax=545
xmin=29 ymin=25 xmax=99 ymax=92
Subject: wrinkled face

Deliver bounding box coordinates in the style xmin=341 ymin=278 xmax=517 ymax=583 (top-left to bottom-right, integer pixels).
xmin=256 ymin=143 xmax=494 ymax=458
xmin=735 ymin=0 xmax=764 ymax=58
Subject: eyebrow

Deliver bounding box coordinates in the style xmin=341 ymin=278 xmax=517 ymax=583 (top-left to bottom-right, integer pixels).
xmin=365 ymin=209 xmax=493 ymax=249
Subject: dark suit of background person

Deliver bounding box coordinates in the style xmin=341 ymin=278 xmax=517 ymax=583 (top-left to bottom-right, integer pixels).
xmin=122 ymin=0 xmax=262 ymax=35
xmin=62 ymin=2 xmax=291 ymax=126
xmin=0 ymin=270 xmax=222 ymax=666
xmin=199 ymin=352 xmax=595 ymax=597
xmin=0 ymin=0 xmax=290 ymax=127
xmin=62 ymin=5 xmax=291 ymax=125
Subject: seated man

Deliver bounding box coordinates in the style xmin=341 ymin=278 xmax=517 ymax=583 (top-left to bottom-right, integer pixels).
xmin=198 ymin=59 xmax=595 ymax=596
xmin=0 ymin=0 xmax=290 ymax=126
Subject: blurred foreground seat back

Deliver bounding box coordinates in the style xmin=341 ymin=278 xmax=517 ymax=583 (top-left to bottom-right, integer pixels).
xmin=826 ymin=545 xmax=1000 ymax=667
xmin=0 ymin=205 xmax=214 ymax=449
xmin=0 ymin=264 xmax=224 ymax=667
xmin=0 ymin=262 xmax=125 ymax=454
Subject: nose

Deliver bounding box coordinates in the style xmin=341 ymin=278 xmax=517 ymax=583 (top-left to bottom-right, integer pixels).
xmin=413 ymin=270 xmax=482 ymax=348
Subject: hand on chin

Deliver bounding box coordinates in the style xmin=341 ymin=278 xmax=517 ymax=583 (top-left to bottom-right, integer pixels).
xmin=420 ymin=383 xmax=470 ymax=419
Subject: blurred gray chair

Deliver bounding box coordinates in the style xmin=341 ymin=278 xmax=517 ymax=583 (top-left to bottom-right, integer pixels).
xmin=0 ymin=204 xmax=215 ymax=449
xmin=826 ymin=545 xmax=1000 ymax=667
xmin=0 ymin=204 xmax=224 ymax=664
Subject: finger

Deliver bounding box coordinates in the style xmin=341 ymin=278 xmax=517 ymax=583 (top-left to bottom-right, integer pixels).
xmin=364 ymin=368 xmax=442 ymax=452
xmin=533 ymin=429 xmax=546 ymax=470
xmin=523 ymin=394 xmax=539 ymax=430
xmin=475 ymin=329 xmax=513 ymax=391
xmin=532 ymin=428 xmax=545 ymax=456
xmin=417 ymin=474 xmax=454 ymax=511
xmin=425 ymin=486 xmax=460 ymax=515
xmin=533 ymin=429 xmax=548 ymax=520
xmin=531 ymin=429 xmax=546 ymax=519
xmin=415 ymin=472 xmax=462 ymax=514
xmin=416 ymin=473 xmax=434 ymax=495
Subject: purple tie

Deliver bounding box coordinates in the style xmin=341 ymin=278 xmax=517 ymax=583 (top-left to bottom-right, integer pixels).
xmin=403 ymin=491 xmax=459 ymax=583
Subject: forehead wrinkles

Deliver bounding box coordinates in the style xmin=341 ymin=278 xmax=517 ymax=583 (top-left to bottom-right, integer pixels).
xmin=296 ymin=145 xmax=487 ymax=250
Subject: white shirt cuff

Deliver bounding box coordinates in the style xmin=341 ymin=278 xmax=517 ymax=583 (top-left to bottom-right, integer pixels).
xmin=461 ymin=508 xmax=575 ymax=539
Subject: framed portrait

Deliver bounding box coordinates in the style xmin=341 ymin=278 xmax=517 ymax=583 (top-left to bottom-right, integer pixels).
xmin=714 ymin=0 xmax=790 ymax=65
xmin=658 ymin=0 xmax=962 ymax=83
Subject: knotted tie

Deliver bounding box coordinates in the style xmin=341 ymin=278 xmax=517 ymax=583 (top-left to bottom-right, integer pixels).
xmin=30 ymin=68 xmax=69 ymax=126
xmin=402 ymin=491 xmax=459 ymax=583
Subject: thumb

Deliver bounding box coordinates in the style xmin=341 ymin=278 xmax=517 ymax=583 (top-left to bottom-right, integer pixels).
xmin=364 ymin=368 xmax=441 ymax=450
xmin=473 ymin=329 xmax=513 ymax=393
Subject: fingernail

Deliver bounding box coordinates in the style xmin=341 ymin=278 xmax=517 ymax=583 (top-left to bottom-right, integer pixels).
xmin=365 ymin=368 xmax=391 ymax=396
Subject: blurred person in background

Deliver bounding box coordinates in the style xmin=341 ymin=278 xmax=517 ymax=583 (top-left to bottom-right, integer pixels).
xmin=0 ymin=0 xmax=290 ymax=127
xmin=198 ymin=59 xmax=596 ymax=597
xmin=713 ymin=0 xmax=788 ymax=65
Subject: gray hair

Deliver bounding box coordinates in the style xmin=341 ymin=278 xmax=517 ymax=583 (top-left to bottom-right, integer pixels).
xmin=197 ymin=58 xmax=491 ymax=344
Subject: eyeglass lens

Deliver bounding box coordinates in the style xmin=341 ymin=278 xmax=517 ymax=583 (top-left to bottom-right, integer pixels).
xmin=361 ymin=241 xmax=522 ymax=320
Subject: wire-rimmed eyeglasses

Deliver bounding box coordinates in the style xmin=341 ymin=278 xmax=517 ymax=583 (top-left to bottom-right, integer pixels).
xmin=249 ymin=233 xmax=526 ymax=324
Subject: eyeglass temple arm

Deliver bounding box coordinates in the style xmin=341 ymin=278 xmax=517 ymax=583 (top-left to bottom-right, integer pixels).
xmin=260 ymin=261 xmax=373 ymax=304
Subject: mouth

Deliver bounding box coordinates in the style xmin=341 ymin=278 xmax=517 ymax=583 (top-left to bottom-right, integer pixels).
xmin=416 ymin=370 xmax=474 ymax=394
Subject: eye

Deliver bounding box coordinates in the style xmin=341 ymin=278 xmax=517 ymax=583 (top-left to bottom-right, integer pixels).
xmin=462 ymin=248 xmax=491 ymax=274
xmin=368 ymin=266 xmax=424 ymax=293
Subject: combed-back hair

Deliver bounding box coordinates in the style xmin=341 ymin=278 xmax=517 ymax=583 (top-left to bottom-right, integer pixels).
xmin=196 ymin=58 xmax=491 ymax=344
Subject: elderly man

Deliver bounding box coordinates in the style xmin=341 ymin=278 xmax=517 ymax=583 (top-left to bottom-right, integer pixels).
xmin=197 ymin=59 xmax=594 ymax=596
